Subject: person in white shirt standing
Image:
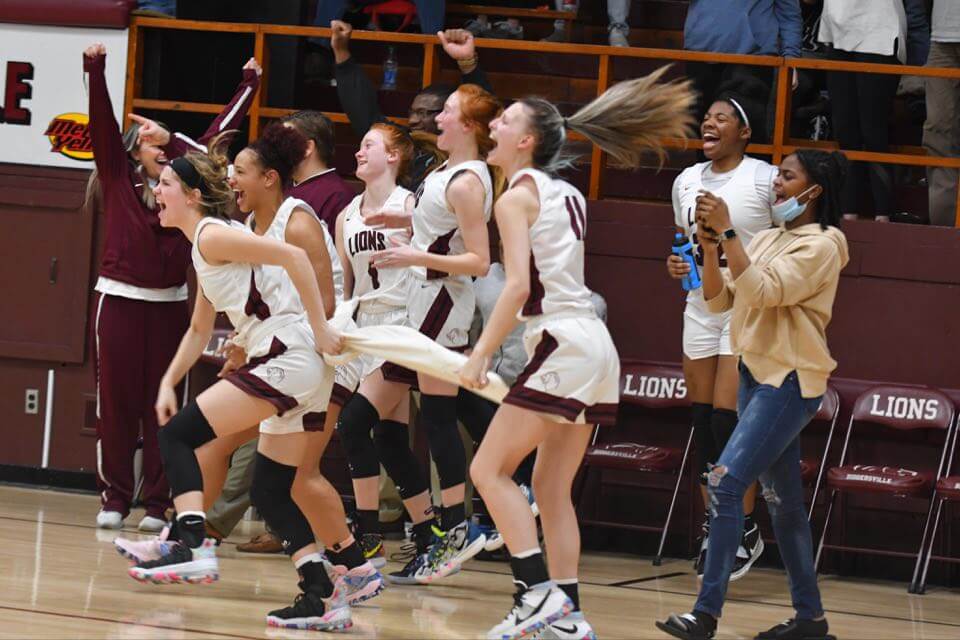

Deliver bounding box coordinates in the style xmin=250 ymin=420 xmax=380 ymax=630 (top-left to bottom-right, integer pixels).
xmin=923 ymin=0 xmax=960 ymax=227
xmin=667 ymin=82 xmax=775 ymax=584
xmin=818 ymin=0 xmax=929 ymax=221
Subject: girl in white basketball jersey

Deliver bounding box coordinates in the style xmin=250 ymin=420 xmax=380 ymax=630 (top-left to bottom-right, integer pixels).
xmin=134 ymin=129 xmax=370 ymax=632
xmin=331 ymin=123 xmax=438 ymax=578
xmin=666 ymin=83 xmax=777 ymax=581
xmin=462 ymin=68 xmax=695 ymax=640
xmin=370 ymin=84 xmax=502 ymax=582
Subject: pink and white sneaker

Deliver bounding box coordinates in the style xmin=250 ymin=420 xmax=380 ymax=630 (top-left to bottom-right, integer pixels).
xmin=330 ymin=561 xmax=385 ymax=605
xmin=128 ymin=538 xmax=219 ymax=585
xmin=115 ymin=525 xmax=172 ymax=564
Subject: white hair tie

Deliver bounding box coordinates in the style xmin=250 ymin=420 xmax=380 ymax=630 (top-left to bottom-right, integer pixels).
xmin=728 ymin=98 xmax=750 ymax=129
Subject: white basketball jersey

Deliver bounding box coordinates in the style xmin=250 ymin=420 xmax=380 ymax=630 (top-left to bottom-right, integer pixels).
xmin=191 ymin=216 xmax=304 ymax=350
xmin=411 ymin=159 xmax=493 ymax=282
xmin=342 ymin=185 xmax=413 ymax=311
xmin=248 ymin=197 xmax=344 ymax=303
xmin=511 ymin=168 xmax=595 ymax=321
xmin=673 ymin=156 xmax=774 ymax=302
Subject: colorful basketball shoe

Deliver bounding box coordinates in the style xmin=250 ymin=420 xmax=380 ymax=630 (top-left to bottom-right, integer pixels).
xmin=128 ymin=538 xmax=219 ymax=584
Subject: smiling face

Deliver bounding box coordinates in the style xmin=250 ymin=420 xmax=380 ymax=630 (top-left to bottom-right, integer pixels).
xmin=408 ymin=93 xmax=445 ymax=134
xmin=487 ymin=102 xmax=534 ymax=168
xmin=773 ymin=154 xmax=821 ymax=205
xmin=134 ymin=141 xmax=168 ymax=180
xmin=355 ymin=129 xmax=396 ymax=182
xmin=701 ymin=100 xmax=750 ymax=161
xmin=228 ymin=148 xmax=274 ymax=214
xmin=153 ymin=165 xmax=195 ymax=228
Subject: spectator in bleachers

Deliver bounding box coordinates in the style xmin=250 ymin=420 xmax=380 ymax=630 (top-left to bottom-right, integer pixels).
xmin=818 ymin=0 xmax=929 ymax=222
xmin=464 ymin=1 xmax=540 ymax=40
xmin=313 ymin=0 xmax=445 ymax=35
xmin=923 ymin=0 xmax=960 ymax=227
xmin=330 ymin=22 xmax=493 ymax=189
xmin=541 ymin=1 xmax=632 ymax=47
xmin=683 ymin=0 xmax=803 ymax=141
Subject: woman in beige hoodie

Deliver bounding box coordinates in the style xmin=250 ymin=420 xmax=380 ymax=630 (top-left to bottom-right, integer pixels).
xmin=657 ymin=149 xmax=849 ymax=640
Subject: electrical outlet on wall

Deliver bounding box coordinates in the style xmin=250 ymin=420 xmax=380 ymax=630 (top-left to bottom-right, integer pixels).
xmin=25 ymin=389 xmax=39 ymax=415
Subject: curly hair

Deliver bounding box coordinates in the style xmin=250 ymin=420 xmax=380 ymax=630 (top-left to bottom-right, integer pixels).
xmin=246 ymin=122 xmax=309 ymax=187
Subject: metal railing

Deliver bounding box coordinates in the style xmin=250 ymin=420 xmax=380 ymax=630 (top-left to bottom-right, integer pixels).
xmin=125 ymin=17 xmax=960 ymax=226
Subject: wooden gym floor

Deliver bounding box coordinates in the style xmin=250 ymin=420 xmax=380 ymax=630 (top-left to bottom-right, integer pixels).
xmin=0 ymin=485 xmax=957 ymax=639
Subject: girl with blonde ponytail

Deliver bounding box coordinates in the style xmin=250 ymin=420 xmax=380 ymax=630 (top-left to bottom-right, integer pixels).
xmin=460 ymin=67 xmax=695 ymax=640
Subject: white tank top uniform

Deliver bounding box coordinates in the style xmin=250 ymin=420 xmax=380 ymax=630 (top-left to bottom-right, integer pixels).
xmin=194 ymin=215 xmax=334 ymax=435
xmin=406 ymin=159 xmax=493 ymax=350
xmin=672 ymin=156 xmax=775 ymax=360
xmin=500 ymin=169 xmax=620 ymax=426
xmin=332 ymin=185 xmax=414 ymax=401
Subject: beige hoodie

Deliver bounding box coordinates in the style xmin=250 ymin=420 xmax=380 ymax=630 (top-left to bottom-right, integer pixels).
xmin=706 ymin=223 xmax=849 ymax=398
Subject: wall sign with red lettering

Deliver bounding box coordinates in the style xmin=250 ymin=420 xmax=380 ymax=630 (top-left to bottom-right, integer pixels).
xmin=0 ymin=24 xmax=127 ymax=169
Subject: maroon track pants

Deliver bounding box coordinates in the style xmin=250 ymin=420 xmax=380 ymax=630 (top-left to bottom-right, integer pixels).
xmin=93 ymin=293 xmax=188 ymax=517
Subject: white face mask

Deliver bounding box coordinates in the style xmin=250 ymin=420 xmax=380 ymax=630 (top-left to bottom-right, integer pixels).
xmin=771 ymin=185 xmax=817 ymax=226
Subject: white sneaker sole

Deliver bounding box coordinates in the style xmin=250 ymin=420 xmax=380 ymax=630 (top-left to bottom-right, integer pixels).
xmin=485 ymin=534 xmax=505 ymax=553
xmin=488 ymin=601 xmax=574 ymax=640
xmin=128 ymin=558 xmax=219 ymax=585
xmin=729 ymin=537 xmax=764 ymax=583
xmin=265 ymin=606 xmax=352 ymax=632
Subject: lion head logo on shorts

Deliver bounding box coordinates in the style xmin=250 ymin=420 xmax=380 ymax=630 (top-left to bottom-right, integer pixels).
xmin=540 ymin=372 xmax=560 ymax=391
xmin=264 ymin=366 xmax=286 ymax=384
xmin=446 ymin=328 xmax=465 ymax=344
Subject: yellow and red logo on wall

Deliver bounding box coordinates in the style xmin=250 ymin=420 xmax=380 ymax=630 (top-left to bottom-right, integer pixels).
xmin=44 ymin=112 xmax=93 ymax=161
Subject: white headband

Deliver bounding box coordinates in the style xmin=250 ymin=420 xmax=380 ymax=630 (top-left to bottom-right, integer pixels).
xmin=728 ymin=98 xmax=750 ymax=129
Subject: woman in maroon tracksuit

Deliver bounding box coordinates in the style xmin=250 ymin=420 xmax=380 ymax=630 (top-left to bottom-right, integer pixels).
xmin=84 ymin=42 xmax=261 ymax=531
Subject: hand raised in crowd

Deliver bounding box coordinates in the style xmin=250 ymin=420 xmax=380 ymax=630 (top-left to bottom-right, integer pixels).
xmin=330 ymin=20 xmax=353 ymax=64
xmin=438 ymin=29 xmax=476 ymax=62
xmin=243 ymin=57 xmax=263 ymax=77
xmin=666 ymin=254 xmax=691 ymax=279
xmin=128 ymin=113 xmax=171 ymax=147
xmin=84 ymin=42 xmax=107 ymax=59
xmin=695 ymin=190 xmax=732 ymax=236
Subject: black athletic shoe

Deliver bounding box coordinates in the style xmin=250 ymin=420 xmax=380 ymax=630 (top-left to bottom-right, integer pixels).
xmin=656 ymin=611 xmax=717 ymax=640
xmin=730 ymin=522 xmax=764 ymax=582
xmin=358 ymin=533 xmax=386 ymax=569
xmin=265 ymin=586 xmax=352 ymax=631
xmin=755 ymin=618 xmax=835 ymax=640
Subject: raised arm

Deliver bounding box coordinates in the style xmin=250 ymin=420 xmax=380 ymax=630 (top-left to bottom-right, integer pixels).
xmin=198 ymin=224 xmax=342 ymax=354
xmin=83 ymin=44 xmax=127 ymax=180
xmin=162 ymin=58 xmax=262 ymax=159
xmin=332 ymin=21 xmax=388 ymax=139
xmin=439 ymin=29 xmax=494 ymax=94
xmin=458 ymin=186 xmax=536 ymax=389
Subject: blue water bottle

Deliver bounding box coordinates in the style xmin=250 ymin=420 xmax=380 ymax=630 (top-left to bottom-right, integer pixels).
xmin=672 ymin=232 xmax=702 ymax=291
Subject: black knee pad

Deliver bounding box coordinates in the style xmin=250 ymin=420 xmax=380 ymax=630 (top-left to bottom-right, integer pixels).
xmin=691 ymin=402 xmax=716 ymax=486
xmin=157 ymin=401 xmax=217 ymax=497
xmin=337 ymin=394 xmax=381 ymax=479
xmin=456 ymin=388 xmax=497 ymax=446
xmin=711 ymin=408 xmax=739 ymax=453
xmin=250 ymin=452 xmax=315 ymax=556
xmin=373 ymin=420 xmax=428 ymax=500
xmin=419 ymin=394 xmax=466 ymax=490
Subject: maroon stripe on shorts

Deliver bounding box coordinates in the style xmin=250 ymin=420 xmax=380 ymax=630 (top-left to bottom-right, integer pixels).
xmin=381 ymin=361 xmax=418 ymax=388
xmin=223 ymin=337 xmax=297 ymax=416
xmin=513 ymin=330 xmax=559 ymax=388
xmin=505 ymin=385 xmax=586 ymax=422
xmin=419 ymin=284 xmax=454 ymax=340
xmin=523 ymin=254 xmax=545 ymax=317
xmin=585 ymin=403 xmax=619 ymax=426
xmin=303 ymin=412 xmax=327 ymax=432
xmin=426 ymin=229 xmax=457 ymax=280
xmin=330 ymin=383 xmax=353 ymax=408
xmin=244 ymin=269 xmax=271 ymax=320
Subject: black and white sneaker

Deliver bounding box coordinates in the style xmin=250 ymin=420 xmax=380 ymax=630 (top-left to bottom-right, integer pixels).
xmin=730 ymin=522 xmax=764 ymax=582
xmin=486 ymin=584 xmax=572 ymax=640
xmin=754 ymin=617 xmax=835 ymax=640
xmin=655 ymin=611 xmax=717 ymax=640
xmin=265 ymin=585 xmax=351 ymax=631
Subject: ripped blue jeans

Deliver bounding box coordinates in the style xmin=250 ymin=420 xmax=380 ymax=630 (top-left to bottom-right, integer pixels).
xmin=694 ymin=363 xmax=824 ymax=620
